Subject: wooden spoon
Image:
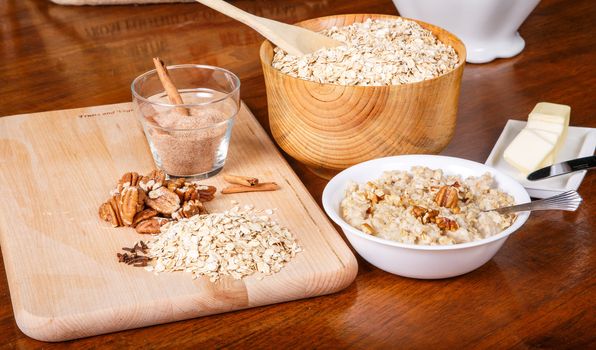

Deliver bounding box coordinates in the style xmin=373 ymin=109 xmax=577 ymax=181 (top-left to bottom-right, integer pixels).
xmin=195 ymin=0 xmax=343 ymax=56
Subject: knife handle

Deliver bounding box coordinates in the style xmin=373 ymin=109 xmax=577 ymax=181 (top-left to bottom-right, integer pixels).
xmin=527 ymin=155 xmax=595 ymax=181
xmin=570 ymin=155 xmax=596 ymax=170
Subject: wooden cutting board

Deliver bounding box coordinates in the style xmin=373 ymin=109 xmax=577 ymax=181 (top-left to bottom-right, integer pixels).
xmin=0 ymin=102 xmax=357 ymax=342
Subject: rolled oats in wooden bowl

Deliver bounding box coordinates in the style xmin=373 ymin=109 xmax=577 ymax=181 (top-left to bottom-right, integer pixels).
xmin=260 ymin=14 xmax=466 ymax=179
xmin=271 ymin=18 xmax=459 ymax=86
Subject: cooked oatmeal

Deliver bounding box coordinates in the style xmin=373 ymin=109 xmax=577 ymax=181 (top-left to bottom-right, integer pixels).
xmin=340 ymin=167 xmax=515 ymax=245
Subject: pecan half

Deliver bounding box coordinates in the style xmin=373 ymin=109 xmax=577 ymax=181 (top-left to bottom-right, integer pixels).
xmin=434 ymin=185 xmax=459 ymax=209
xmin=412 ymin=206 xmax=439 ymax=224
xmin=115 ymin=172 xmax=141 ymax=194
xmin=120 ymin=172 xmax=140 ymax=187
xmin=132 ymin=208 xmax=158 ymax=227
xmin=172 ymin=199 xmax=207 ymax=219
xmin=134 ymin=217 xmax=167 ymax=234
xmin=412 ymin=206 xmax=427 ymax=218
xmin=173 ymin=184 xmax=199 ymax=203
xmin=146 ymin=187 xmax=180 ymax=215
xmin=99 ymin=196 xmax=122 ymax=227
xmin=166 ymin=178 xmax=185 ymax=192
xmin=139 ymin=170 xmax=166 ymax=191
xmin=119 ymin=186 xmax=145 ymax=226
xmin=425 ymin=209 xmax=439 ymax=223
xmin=435 ymin=217 xmax=459 ymax=231
xmin=197 ymin=185 xmax=217 ymax=202
xmin=184 ymin=186 xmax=200 ymax=202
xmin=197 ymin=185 xmax=217 ymax=195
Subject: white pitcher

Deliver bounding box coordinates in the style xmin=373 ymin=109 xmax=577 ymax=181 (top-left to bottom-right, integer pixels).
xmin=392 ymin=0 xmax=540 ymax=63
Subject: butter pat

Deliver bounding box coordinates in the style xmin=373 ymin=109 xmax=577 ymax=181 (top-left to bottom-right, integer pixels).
xmin=529 ymin=102 xmax=570 ymax=126
xmin=503 ymin=102 xmax=571 ymax=175
xmin=532 ymin=129 xmax=560 ymax=166
xmin=504 ymin=129 xmax=555 ymax=174
xmin=527 ymin=119 xmax=565 ymax=134
xmin=527 ymin=102 xmax=570 ymax=154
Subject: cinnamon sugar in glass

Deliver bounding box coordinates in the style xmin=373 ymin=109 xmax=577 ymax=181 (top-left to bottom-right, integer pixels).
xmin=132 ymin=64 xmax=240 ymax=179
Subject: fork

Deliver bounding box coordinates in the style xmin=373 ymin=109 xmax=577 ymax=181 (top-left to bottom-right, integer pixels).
xmin=486 ymin=190 xmax=583 ymax=215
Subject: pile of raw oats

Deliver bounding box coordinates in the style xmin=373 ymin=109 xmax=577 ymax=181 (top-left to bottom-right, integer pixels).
xmin=271 ymin=18 xmax=459 ymax=86
xmin=144 ymin=205 xmax=302 ymax=282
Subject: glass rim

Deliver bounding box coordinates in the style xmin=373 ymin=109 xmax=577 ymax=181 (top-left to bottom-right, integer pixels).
xmin=130 ymin=64 xmax=241 ymax=108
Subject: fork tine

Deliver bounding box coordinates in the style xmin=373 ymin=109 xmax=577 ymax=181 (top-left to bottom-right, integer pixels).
xmin=487 ymin=190 xmax=582 ymax=214
xmin=536 ymin=190 xmax=582 ymax=211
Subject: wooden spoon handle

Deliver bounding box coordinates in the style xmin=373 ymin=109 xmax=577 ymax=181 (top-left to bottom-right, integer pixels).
xmin=196 ymin=0 xmax=342 ymax=56
xmin=196 ymin=0 xmax=265 ymax=34
xmin=195 ymin=0 xmax=303 ymax=56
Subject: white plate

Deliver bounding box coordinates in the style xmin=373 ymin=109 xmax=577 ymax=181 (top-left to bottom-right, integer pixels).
xmin=485 ymin=120 xmax=596 ymax=198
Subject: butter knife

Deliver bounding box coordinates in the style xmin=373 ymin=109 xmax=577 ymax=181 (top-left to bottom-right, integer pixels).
xmin=527 ymin=155 xmax=596 ymax=181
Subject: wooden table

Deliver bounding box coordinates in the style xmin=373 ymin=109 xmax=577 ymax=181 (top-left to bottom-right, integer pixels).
xmin=1 ymin=0 xmax=594 ymax=348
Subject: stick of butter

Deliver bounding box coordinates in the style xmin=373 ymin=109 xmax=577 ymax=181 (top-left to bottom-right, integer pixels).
xmin=529 ymin=102 xmax=570 ymax=126
xmin=528 ymin=102 xmax=570 ymax=154
xmin=503 ymin=102 xmax=571 ymax=175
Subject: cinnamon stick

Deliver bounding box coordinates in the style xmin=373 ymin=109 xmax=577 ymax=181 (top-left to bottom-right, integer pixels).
xmin=152 ymin=57 xmax=189 ymax=116
xmin=223 ymin=174 xmax=259 ymax=187
xmin=221 ymin=182 xmax=279 ymax=194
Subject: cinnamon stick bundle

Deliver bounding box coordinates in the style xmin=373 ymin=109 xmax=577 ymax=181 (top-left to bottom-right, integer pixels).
xmin=223 ymin=174 xmax=259 ymax=187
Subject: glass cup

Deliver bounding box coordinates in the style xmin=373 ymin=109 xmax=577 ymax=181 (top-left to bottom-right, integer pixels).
xmin=132 ymin=64 xmax=240 ymax=179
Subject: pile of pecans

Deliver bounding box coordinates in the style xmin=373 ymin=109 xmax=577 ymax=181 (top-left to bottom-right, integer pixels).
xmin=98 ymin=170 xmax=216 ymax=234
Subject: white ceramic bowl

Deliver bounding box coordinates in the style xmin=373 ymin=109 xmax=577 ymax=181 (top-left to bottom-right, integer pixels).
xmin=322 ymin=155 xmax=531 ymax=279
xmin=392 ymin=0 xmax=540 ymax=64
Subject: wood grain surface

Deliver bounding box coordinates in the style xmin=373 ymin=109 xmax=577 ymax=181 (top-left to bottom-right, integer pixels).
xmin=261 ymin=14 xmax=465 ymax=178
xmin=0 ymin=0 xmax=595 ymax=348
xmin=0 ymin=102 xmax=357 ymax=341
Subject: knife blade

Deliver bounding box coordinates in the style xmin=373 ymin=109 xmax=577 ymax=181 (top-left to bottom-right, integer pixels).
xmin=527 ymin=155 xmax=596 ymax=181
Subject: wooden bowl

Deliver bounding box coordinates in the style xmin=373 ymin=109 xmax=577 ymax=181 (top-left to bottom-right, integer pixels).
xmin=259 ymin=14 xmax=466 ymax=179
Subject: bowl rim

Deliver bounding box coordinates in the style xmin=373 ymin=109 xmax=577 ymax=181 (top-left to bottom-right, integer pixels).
xmin=259 ymin=13 xmax=467 ymax=88
xmin=322 ymin=155 xmax=531 ymax=251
